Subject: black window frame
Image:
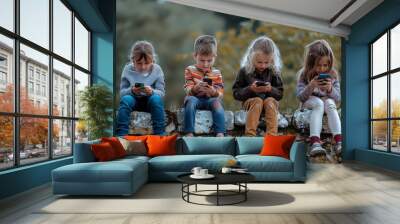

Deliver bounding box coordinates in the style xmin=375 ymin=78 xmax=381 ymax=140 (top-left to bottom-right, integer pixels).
xmin=0 ymin=0 xmax=92 ymax=171
xmin=370 ymin=20 xmax=400 ymax=154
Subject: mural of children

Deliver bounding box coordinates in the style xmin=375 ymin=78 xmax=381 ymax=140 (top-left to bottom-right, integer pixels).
xmin=232 ymin=36 xmax=284 ymax=136
xmin=296 ymin=40 xmax=342 ymax=156
xmin=183 ymin=35 xmax=225 ymax=137
xmin=116 ymin=41 xmax=166 ymax=136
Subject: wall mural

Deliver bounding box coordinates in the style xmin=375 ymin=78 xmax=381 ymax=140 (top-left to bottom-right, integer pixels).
xmin=116 ymin=0 xmax=343 ymax=163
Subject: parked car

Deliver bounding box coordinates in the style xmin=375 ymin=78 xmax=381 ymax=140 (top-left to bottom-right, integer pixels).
xmin=8 ymin=150 xmax=32 ymax=160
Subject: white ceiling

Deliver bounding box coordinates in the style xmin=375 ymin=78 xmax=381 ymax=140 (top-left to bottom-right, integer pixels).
xmin=227 ymin=0 xmax=352 ymax=22
xmin=167 ymin=0 xmax=384 ymax=38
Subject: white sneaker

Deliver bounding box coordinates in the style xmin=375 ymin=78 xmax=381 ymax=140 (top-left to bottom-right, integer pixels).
xmin=309 ymin=142 xmax=327 ymax=156
xmin=216 ymin=133 xmax=225 ymax=137
xmin=333 ymin=142 xmax=342 ymax=155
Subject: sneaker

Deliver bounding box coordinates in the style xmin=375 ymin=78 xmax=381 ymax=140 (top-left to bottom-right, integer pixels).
xmin=216 ymin=133 xmax=225 ymax=137
xmin=185 ymin=133 xmax=194 ymax=137
xmin=309 ymin=142 xmax=327 ymax=156
xmin=333 ymin=142 xmax=342 ymax=155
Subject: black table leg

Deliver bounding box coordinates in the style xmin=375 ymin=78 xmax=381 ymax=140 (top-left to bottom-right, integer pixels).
xmin=217 ymin=184 xmax=219 ymax=206
xmin=181 ymin=183 xmax=183 ymax=200
xmin=245 ymin=183 xmax=247 ymax=201
xmin=188 ymin=184 xmax=190 ymax=202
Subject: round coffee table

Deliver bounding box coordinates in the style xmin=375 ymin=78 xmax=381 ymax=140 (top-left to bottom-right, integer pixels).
xmin=177 ymin=172 xmax=255 ymax=206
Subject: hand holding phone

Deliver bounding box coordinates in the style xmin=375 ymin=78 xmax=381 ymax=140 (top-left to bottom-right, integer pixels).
xmin=134 ymin=82 xmax=145 ymax=88
xmin=132 ymin=83 xmax=145 ymax=95
xmin=143 ymin=86 xmax=153 ymax=95
xmin=255 ymin=81 xmax=267 ymax=87
xmin=317 ymin=73 xmax=331 ymax=80
xmin=203 ymin=77 xmax=212 ymax=86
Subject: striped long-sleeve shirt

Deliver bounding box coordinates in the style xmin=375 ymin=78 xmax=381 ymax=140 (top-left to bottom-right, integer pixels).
xmin=183 ymin=65 xmax=224 ymax=97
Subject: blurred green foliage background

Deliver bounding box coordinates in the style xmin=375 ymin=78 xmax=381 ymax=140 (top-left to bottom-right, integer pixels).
xmin=116 ymin=0 xmax=341 ymax=113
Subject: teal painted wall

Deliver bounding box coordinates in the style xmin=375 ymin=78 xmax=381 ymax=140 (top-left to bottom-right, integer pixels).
xmin=0 ymin=158 xmax=72 ymax=199
xmin=344 ymin=0 xmax=400 ymax=170
xmin=0 ymin=0 xmax=115 ymax=200
xmin=92 ymin=32 xmax=115 ymax=136
xmin=91 ymin=0 xmax=115 ymax=135
xmin=92 ymin=32 xmax=114 ymax=91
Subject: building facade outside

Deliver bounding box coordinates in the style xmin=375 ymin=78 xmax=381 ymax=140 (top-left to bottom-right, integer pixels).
xmin=0 ymin=40 xmax=81 ymax=168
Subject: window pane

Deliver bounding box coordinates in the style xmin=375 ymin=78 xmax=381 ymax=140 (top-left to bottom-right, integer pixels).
xmin=20 ymin=117 xmax=49 ymax=165
xmin=372 ymin=33 xmax=387 ymax=76
xmin=0 ymin=0 xmax=14 ymax=31
xmin=75 ymin=120 xmax=88 ymax=143
xmin=53 ymin=59 xmax=72 ymax=117
xmin=53 ymin=0 xmax=72 ymax=60
xmin=20 ymin=44 xmax=49 ymax=115
xmin=372 ymin=77 xmax=387 ymax=119
xmin=74 ymin=18 xmax=89 ymax=70
xmin=0 ymin=35 xmax=14 ymax=112
xmin=20 ymin=0 xmax=49 ymax=49
xmin=74 ymin=69 xmax=89 ymax=118
xmin=391 ymin=24 xmax=400 ymax=70
xmin=53 ymin=119 xmax=72 ymax=158
xmin=391 ymin=72 xmax=400 ymax=118
xmin=372 ymin=121 xmax=388 ymax=151
xmin=0 ymin=116 xmax=14 ymax=170
xmin=391 ymin=120 xmax=400 ymax=153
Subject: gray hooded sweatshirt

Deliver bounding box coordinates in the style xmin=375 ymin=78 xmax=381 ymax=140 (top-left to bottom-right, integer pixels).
xmin=120 ymin=63 xmax=165 ymax=98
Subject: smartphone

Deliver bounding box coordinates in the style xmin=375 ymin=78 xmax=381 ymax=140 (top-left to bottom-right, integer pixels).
xmin=317 ymin=73 xmax=331 ymax=80
xmin=255 ymin=81 xmax=267 ymax=86
xmin=203 ymin=77 xmax=212 ymax=85
xmin=134 ymin=83 xmax=145 ymax=88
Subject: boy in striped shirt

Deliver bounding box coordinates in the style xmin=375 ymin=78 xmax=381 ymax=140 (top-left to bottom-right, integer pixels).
xmin=183 ymin=35 xmax=225 ymax=137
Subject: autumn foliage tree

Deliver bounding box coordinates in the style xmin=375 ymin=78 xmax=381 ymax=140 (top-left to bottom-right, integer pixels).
xmin=372 ymin=99 xmax=400 ymax=143
xmin=0 ymin=84 xmax=59 ymax=151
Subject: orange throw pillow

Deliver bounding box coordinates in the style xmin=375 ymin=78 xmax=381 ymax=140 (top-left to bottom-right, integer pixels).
xmin=123 ymin=135 xmax=148 ymax=142
xmin=91 ymin=142 xmax=117 ymax=162
xmin=101 ymin=137 xmax=126 ymax=158
xmin=146 ymin=135 xmax=178 ymax=157
xmin=260 ymin=135 xmax=296 ymax=159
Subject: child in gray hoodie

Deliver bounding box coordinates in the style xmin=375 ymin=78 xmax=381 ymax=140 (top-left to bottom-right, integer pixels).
xmin=116 ymin=41 xmax=165 ymax=136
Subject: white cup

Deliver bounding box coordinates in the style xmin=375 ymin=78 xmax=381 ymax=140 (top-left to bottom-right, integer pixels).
xmin=221 ymin=167 xmax=232 ymax=174
xmin=199 ymin=169 xmax=208 ymax=176
xmin=191 ymin=167 xmax=202 ymax=176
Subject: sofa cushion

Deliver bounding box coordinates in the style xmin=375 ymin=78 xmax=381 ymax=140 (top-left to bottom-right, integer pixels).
xmin=235 ymin=137 xmax=264 ymax=155
xmin=179 ymin=137 xmax=235 ymax=155
xmin=115 ymin=155 xmax=150 ymax=163
xmin=124 ymin=135 xmax=148 ymax=142
xmin=147 ymin=135 xmax=178 ymax=157
xmin=236 ymin=155 xmax=293 ymax=172
xmin=73 ymin=140 xmax=101 ymax=163
xmin=260 ymin=135 xmax=296 ymax=159
xmin=52 ymin=158 xmax=147 ymax=183
xmin=52 ymin=157 xmax=149 ymax=195
xmin=101 ymin=137 xmax=127 ymax=158
xmin=118 ymin=138 xmax=147 ymax=156
xmin=148 ymin=154 xmax=235 ymax=172
xmin=91 ymin=142 xmax=118 ymax=161
xmin=53 ymin=163 xmax=133 ymax=183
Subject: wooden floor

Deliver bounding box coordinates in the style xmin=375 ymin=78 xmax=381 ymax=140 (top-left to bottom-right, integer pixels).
xmin=1 ymin=162 xmax=400 ymax=224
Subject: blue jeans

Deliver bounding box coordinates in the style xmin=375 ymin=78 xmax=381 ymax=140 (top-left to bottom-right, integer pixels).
xmin=116 ymin=94 xmax=165 ymax=136
xmin=183 ymin=96 xmax=225 ymax=134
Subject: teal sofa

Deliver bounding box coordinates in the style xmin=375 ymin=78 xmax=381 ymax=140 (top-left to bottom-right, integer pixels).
xmin=52 ymin=137 xmax=306 ymax=196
